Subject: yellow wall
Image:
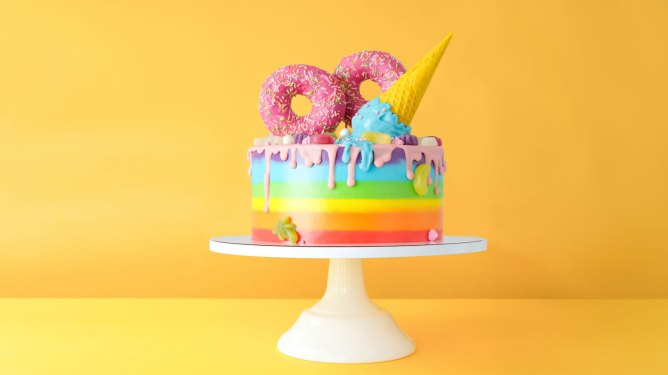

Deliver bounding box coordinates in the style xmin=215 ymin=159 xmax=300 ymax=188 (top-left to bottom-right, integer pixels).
xmin=1 ymin=0 xmax=667 ymax=297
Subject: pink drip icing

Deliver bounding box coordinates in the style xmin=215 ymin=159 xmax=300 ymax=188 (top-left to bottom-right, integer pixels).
xmin=373 ymin=145 xmax=394 ymax=168
xmin=403 ymin=147 xmax=425 ymax=180
xmin=289 ymin=146 xmax=297 ymax=169
xmin=248 ymin=144 xmax=445 ymax=211
xmin=433 ymin=160 xmax=440 ymax=194
xmin=433 ymin=156 xmax=445 ymax=195
xmin=279 ymin=148 xmax=289 ymax=161
xmin=300 ymin=147 xmax=323 ymax=167
xmin=347 ymin=147 xmax=360 ymax=187
xmin=325 ymin=145 xmax=337 ymax=189
xmin=399 ymin=146 xmax=445 ymax=195
xmin=263 ymin=150 xmax=272 ymax=212
xmin=424 ymin=153 xmax=445 ymax=195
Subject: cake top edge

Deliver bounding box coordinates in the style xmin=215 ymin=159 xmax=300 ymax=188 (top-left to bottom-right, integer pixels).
xmin=252 ymin=134 xmax=442 ymax=148
xmin=248 ymin=143 xmax=441 ymax=153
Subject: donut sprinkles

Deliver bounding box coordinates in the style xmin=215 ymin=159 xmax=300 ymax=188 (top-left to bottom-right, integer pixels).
xmin=334 ymin=51 xmax=405 ymax=125
xmin=259 ymin=64 xmax=346 ymax=136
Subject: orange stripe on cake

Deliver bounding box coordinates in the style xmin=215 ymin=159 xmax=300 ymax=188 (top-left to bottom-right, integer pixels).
xmin=252 ymin=211 xmax=442 ymax=232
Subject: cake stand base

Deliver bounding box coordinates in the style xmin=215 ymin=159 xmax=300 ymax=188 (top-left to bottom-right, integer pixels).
xmin=277 ymin=258 xmax=415 ymax=363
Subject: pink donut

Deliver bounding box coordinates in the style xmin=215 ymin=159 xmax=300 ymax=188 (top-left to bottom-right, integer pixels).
xmin=333 ymin=51 xmax=406 ymax=125
xmin=259 ymin=64 xmax=346 ymax=136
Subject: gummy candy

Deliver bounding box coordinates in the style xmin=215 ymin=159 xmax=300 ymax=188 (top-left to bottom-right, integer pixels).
xmin=294 ymin=133 xmax=308 ymax=145
xmin=413 ymin=163 xmax=431 ymax=195
xmin=425 ymin=136 xmax=442 ymax=146
xmin=419 ymin=136 xmax=438 ymax=146
xmin=272 ymin=217 xmax=299 ymax=244
xmin=360 ymin=131 xmax=391 ymax=144
xmin=309 ymin=134 xmax=335 ymax=144
xmin=396 ymin=134 xmax=418 ymax=145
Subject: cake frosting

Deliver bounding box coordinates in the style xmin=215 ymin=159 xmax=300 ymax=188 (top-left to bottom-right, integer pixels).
xmin=351 ymin=98 xmax=411 ymax=139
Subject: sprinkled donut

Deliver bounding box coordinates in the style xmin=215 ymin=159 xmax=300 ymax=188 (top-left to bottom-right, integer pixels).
xmin=259 ymin=64 xmax=346 ymax=136
xmin=333 ymin=51 xmax=406 ymax=125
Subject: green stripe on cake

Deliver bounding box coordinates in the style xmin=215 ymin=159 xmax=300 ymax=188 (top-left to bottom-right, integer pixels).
xmin=251 ymin=180 xmax=444 ymax=199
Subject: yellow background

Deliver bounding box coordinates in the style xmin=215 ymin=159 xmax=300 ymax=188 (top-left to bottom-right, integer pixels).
xmin=1 ymin=0 xmax=667 ymax=298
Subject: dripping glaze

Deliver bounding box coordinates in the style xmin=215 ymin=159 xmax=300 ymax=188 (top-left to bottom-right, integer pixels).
xmin=247 ymin=144 xmax=445 ymax=213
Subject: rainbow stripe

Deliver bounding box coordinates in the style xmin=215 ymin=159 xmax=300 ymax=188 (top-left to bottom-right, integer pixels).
xmin=250 ymin=145 xmax=444 ymax=245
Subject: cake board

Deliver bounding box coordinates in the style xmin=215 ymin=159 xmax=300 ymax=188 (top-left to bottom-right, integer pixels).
xmin=209 ymin=235 xmax=487 ymax=363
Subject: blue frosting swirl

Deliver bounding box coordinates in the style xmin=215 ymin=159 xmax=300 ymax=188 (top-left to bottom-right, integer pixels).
xmin=336 ymin=137 xmax=374 ymax=172
xmin=351 ymin=97 xmax=412 ymax=139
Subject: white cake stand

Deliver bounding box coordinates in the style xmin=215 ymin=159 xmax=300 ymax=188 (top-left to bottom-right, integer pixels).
xmin=209 ymin=235 xmax=487 ymax=364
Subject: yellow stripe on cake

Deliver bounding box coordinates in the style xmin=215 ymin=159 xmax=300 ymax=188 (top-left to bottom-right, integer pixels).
xmin=252 ymin=197 xmax=441 ymax=213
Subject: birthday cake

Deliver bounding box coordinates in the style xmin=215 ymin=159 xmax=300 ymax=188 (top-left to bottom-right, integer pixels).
xmin=248 ymin=35 xmax=453 ymax=245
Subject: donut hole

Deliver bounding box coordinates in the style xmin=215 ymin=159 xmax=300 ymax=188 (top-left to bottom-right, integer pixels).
xmin=360 ymin=80 xmax=382 ymax=101
xmin=291 ymin=95 xmax=313 ymax=116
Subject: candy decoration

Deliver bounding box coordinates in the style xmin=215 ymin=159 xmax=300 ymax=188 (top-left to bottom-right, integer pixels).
xmin=379 ymin=33 xmax=453 ymax=125
xmin=309 ymin=134 xmax=335 ymax=144
xmin=396 ymin=134 xmax=418 ymax=145
xmin=259 ymin=64 xmax=347 ymax=136
xmin=419 ymin=136 xmax=439 ymax=146
xmin=334 ymin=51 xmax=406 ymax=125
xmin=282 ymin=135 xmax=295 ymax=145
xmin=413 ymin=163 xmax=431 ymax=195
xmin=359 ymin=131 xmax=391 ymax=144
xmin=294 ymin=133 xmax=308 ymax=145
xmin=351 ymin=97 xmax=410 ymax=139
xmin=429 ymin=136 xmax=443 ymax=146
xmin=338 ymin=127 xmax=351 ymax=138
xmin=272 ymin=216 xmax=299 ymax=244
xmin=392 ymin=137 xmax=404 ymax=145
xmin=428 ymin=229 xmax=439 ymax=242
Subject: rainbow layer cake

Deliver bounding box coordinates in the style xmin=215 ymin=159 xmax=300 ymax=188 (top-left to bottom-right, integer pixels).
xmin=248 ymin=34 xmax=453 ymax=245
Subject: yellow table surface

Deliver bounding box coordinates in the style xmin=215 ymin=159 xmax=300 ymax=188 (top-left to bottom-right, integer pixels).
xmin=1 ymin=299 xmax=666 ymax=374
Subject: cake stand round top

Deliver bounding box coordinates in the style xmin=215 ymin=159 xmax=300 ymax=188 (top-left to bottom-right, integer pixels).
xmin=209 ymin=235 xmax=487 ymax=259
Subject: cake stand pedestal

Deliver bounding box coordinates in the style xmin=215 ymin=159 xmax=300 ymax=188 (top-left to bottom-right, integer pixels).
xmin=209 ymin=236 xmax=487 ymax=363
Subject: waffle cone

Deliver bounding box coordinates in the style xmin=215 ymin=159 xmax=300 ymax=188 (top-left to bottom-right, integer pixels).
xmin=379 ymin=33 xmax=453 ymax=125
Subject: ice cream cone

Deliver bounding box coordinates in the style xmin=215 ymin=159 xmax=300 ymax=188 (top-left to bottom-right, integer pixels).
xmin=379 ymin=33 xmax=453 ymax=125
